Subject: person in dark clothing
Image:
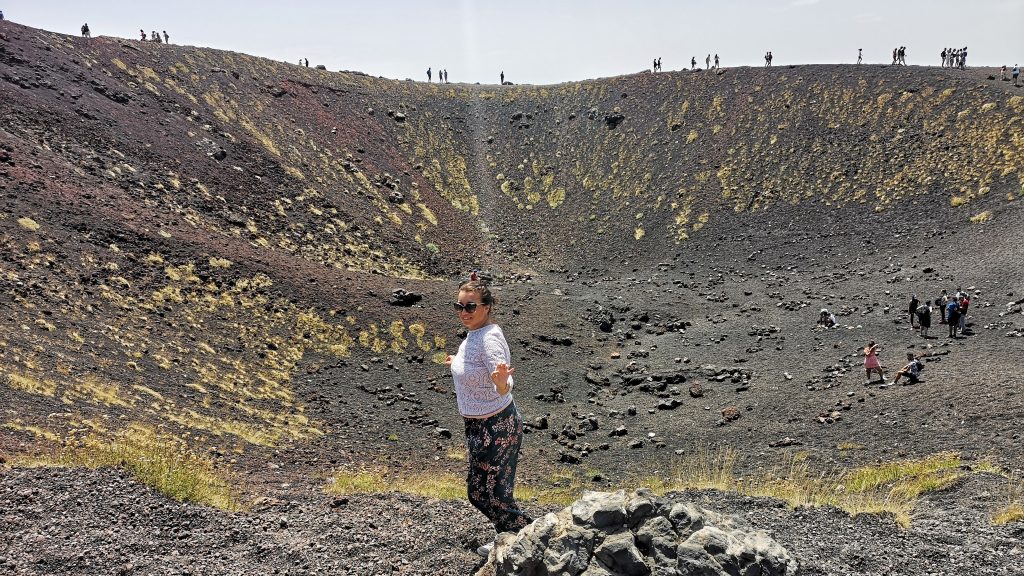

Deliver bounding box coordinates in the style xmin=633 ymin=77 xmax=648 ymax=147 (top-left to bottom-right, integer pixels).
xmin=946 ymin=298 xmax=960 ymax=338
xmin=908 ymin=294 xmax=919 ymax=328
xmin=916 ymin=303 xmax=931 ymax=338
xmin=163 ymin=31 xmax=169 ymax=43
xmin=937 ymin=290 xmax=948 ymax=323
xmin=427 ymin=67 xmax=432 ymax=82
xmin=500 ymin=70 xmax=504 ymax=84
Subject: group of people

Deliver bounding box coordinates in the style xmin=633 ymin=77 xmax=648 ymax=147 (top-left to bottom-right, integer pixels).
xmin=941 ymin=47 xmax=968 ymax=68
xmin=683 ymin=54 xmax=721 ymax=71
xmin=139 ymin=29 xmax=169 ymax=43
xmin=891 ymin=46 xmax=908 ymax=65
xmin=942 ymin=47 xmax=966 ymax=68
xmin=1001 ymin=65 xmax=1021 ymax=86
xmin=864 ymin=342 xmax=925 ymax=386
xmin=298 ymin=58 xmax=309 ymax=67
xmin=909 ymin=289 xmax=970 ymax=339
xmin=426 ymin=67 xmax=450 ymax=83
xmin=652 ymin=57 xmax=663 ymax=72
xmin=764 ymin=51 xmax=774 ymax=66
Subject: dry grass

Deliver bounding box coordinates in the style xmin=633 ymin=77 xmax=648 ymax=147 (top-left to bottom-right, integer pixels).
xmin=970 ymin=210 xmax=993 ymax=223
xmin=317 ymin=450 xmax=1007 ymax=529
xmin=992 ymin=474 xmax=1024 ymax=525
xmin=7 ymin=424 xmax=240 ymax=511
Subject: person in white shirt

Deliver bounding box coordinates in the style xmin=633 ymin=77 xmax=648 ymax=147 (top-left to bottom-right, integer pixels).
xmin=446 ymin=272 xmax=531 ymax=556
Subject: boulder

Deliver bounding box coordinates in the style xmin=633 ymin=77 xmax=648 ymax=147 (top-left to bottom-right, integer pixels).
xmin=477 ymin=490 xmax=796 ymax=576
xmin=388 ymin=288 xmax=422 ymax=306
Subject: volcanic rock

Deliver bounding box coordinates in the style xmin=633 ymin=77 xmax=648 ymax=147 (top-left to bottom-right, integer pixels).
xmin=476 ymin=490 xmax=796 ymax=576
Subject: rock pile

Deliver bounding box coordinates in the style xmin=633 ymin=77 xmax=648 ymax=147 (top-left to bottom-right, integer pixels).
xmin=477 ymin=489 xmax=796 ymax=576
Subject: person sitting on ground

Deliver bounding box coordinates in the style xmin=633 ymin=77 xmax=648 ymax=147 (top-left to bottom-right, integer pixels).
xmin=893 ymin=352 xmax=924 ymax=385
xmin=817 ymin=308 xmax=837 ymax=328
xmin=1008 ymin=296 xmax=1024 ymax=313
xmin=863 ymin=341 xmax=885 ymax=384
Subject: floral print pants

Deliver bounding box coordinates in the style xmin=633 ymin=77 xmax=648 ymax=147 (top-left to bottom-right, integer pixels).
xmin=464 ymin=402 xmax=532 ymax=534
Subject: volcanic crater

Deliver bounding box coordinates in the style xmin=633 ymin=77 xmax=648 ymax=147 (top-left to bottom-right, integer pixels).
xmin=1 ymin=20 xmax=1023 ymax=576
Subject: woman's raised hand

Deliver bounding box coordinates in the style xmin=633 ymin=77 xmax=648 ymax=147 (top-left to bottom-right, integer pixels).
xmin=491 ymin=362 xmax=515 ymax=395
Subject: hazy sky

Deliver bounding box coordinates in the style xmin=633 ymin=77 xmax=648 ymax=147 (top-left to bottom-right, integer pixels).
xmin=3 ymin=1 xmax=1021 ymax=85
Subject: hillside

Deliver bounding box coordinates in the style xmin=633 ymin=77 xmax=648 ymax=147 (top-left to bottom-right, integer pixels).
xmin=1 ymin=20 xmax=1023 ymax=575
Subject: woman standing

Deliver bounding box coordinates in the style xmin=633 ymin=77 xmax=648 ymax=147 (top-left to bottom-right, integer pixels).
xmin=864 ymin=341 xmax=885 ymax=384
xmin=445 ymin=273 xmax=532 ymax=556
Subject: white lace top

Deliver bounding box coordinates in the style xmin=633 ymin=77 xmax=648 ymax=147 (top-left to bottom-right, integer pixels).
xmin=450 ymin=324 xmax=514 ymax=417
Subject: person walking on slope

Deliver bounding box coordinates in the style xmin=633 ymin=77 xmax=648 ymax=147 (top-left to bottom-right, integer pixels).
xmin=446 ymin=273 xmax=532 ymax=558
xmin=857 ymin=48 xmax=862 ymax=64
xmin=908 ymin=294 xmax=919 ymax=329
xmin=863 ymin=341 xmax=885 ymax=384
xmin=426 ymin=67 xmax=432 ymax=82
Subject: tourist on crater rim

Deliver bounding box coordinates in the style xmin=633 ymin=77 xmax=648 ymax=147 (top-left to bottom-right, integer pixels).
xmin=863 ymin=341 xmax=885 ymax=384
xmin=706 ymin=54 xmax=711 ymax=69
xmin=163 ymin=31 xmax=169 ymax=44
xmin=892 ymin=47 xmax=898 ymax=65
xmin=893 ymin=352 xmax=924 ymax=385
xmin=857 ymin=48 xmax=862 ymax=64
xmin=426 ymin=67 xmax=431 ymax=82
xmin=81 ymin=23 xmax=90 ymax=38
xmin=500 ymin=70 xmax=504 ymax=84
xmin=139 ymin=29 xmax=146 ymax=41
xmin=714 ymin=54 xmax=719 ymax=69
xmin=445 ymin=272 xmax=532 ymax=558
xmin=657 ymin=57 xmax=662 ymax=71
xmin=1013 ymin=65 xmax=1019 ymax=86
xmin=1002 ymin=65 xmax=1008 ymax=81
xmin=0 ymin=10 xmax=4 ymax=21
xmin=691 ymin=56 xmax=696 ymax=70
xmin=916 ymin=302 xmax=932 ymax=338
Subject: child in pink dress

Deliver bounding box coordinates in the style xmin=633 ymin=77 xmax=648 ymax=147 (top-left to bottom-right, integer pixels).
xmin=864 ymin=341 xmax=885 ymax=384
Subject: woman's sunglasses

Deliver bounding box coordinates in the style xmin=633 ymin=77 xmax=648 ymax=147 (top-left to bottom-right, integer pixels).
xmin=453 ymin=302 xmax=481 ymax=313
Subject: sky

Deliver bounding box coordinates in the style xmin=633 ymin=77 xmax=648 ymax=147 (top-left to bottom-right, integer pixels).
xmin=2 ymin=0 xmax=1021 ymax=85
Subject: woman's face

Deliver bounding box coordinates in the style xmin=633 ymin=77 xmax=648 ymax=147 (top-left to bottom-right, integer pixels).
xmin=456 ymin=290 xmax=490 ymax=331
